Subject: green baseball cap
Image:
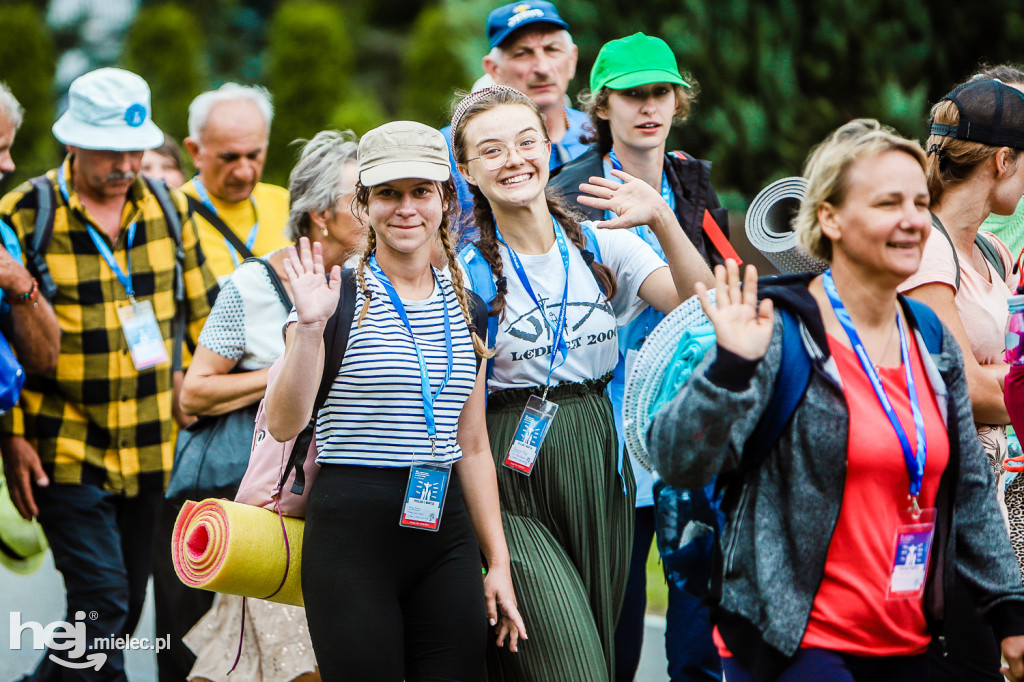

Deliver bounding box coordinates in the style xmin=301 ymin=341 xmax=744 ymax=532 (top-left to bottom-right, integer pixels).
xmin=590 ymin=33 xmax=690 ymax=93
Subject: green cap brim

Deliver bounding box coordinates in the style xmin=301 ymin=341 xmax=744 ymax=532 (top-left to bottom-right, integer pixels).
xmin=600 ymin=69 xmax=690 ymax=92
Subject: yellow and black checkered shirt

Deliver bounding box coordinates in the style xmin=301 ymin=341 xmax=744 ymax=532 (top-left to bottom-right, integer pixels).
xmin=0 ymin=161 xmax=219 ymax=496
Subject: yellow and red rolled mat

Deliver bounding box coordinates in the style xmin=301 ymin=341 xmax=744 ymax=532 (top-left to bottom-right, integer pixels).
xmin=172 ymin=498 xmax=305 ymax=607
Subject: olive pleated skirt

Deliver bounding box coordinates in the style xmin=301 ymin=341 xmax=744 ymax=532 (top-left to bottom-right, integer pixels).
xmin=485 ymin=378 xmax=636 ymax=682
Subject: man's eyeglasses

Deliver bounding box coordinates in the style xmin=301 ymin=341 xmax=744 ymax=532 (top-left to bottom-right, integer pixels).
xmin=466 ymin=134 xmax=550 ymax=170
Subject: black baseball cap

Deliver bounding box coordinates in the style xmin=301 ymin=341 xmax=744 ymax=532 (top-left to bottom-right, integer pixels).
xmin=930 ymin=79 xmax=1024 ymax=149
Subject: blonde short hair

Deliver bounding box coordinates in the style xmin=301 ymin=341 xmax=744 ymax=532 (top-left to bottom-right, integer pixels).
xmin=794 ymin=119 xmax=927 ymax=262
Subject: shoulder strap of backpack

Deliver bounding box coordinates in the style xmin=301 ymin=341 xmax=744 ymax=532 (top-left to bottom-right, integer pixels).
xmin=737 ymin=308 xmax=811 ymax=474
xmin=901 ymin=296 xmax=944 ymax=355
xmin=580 ymin=222 xmax=603 ymax=265
xmin=185 ymin=194 xmax=256 ymax=261
xmin=714 ymin=307 xmax=811 ymax=505
xmin=930 ymin=213 xmax=961 ymax=291
xmin=930 ymin=214 xmax=1006 ymax=288
xmin=143 ymin=177 xmax=191 ymax=372
xmin=316 ymin=268 xmax=358 ymax=413
xmin=285 ymin=267 xmax=357 ymax=497
xmin=467 ymin=290 xmax=488 ymax=372
xmin=26 ymin=176 xmax=57 ymax=301
xmin=240 ymin=256 xmax=291 ymax=312
xmin=457 ymin=245 xmax=500 ymax=380
xmin=975 ymin=232 xmax=1007 ymax=282
xmin=668 ymin=151 xmax=742 ymax=265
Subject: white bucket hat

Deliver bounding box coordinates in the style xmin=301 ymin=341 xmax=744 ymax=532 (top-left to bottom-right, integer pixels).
xmin=52 ymin=68 xmax=164 ymax=151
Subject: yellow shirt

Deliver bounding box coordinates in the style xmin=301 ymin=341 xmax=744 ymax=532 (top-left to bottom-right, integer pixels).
xmin=181 ymin=180 xmax=290 ymax=283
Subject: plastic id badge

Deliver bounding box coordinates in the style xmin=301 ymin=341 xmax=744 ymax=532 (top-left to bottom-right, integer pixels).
xmin=886 ymin=507 xmax=936 ymax=599
xmin=503 ymin=395 xmax=559 ymax=476
xmin=116 ymin=300 xmax=169 ymax=371
xmin=400 ymin=461 xmax=451 ymax=532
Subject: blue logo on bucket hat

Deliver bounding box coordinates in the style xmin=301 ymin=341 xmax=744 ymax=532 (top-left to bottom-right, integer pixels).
xmin=124 ymin=103 xmax=147 ymax=128
xmin=53 ymin=68 xmax=164 ymax=151
xmin=487 ymin=0 xmax=568 ymax=49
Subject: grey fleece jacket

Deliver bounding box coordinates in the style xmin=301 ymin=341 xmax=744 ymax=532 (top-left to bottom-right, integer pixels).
xmin=647 ymin=282 xmax=1024 ymax=662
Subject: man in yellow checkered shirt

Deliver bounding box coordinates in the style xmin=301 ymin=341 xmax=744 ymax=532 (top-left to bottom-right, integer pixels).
xmin=0 ymin=68 xmax=219 ymax=680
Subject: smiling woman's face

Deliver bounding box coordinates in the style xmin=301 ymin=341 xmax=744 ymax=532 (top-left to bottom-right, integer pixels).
xmin=821 ymin=149 xmax=931 ymax=282
xmin=459 ymin=103 xmax=551 ymax=211
xmin=367 ymin=177 xmax=444 ymax=257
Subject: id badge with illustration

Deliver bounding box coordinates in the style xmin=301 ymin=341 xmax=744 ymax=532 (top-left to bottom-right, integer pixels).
xmin=399 ymin=461 xmax=451 ymax=532
xmin=116 ymin=299 xmax=169 ymax=370
xmin=886 ymin=507 xmax=936 ymax=600
xmin=503 ymin=395 xmax=559 ymax=476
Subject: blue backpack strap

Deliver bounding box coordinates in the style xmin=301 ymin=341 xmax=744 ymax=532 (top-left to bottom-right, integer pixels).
xmin=738 ymin=308 xmax=811 ymax=473
xmin=901 ymin=296 xmax=944 ymax=355
xmin=580 ymin=222 xmax=603 ymax=264
xmin=457 ymin=244 xmax=499 ymax=377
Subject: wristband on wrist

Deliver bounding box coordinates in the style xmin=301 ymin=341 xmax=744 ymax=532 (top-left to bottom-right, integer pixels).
xmin=9 ymin=277 xmax=39 ymax=306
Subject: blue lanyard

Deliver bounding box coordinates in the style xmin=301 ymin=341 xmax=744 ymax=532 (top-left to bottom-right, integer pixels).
xmin=823 ymin=270 xmax=927 ymax=501
xmin=368 ymin=255 xmax=453 ymax=450
xmin=606 ymin=149 xmax=675 ymax=212
xmin=59 ymin=161 xmax=139 ymax=300
xmin=495 ymin=215 xmax=570 ymax=396
xmin=193 ymin=179 xmax=258 ymax=267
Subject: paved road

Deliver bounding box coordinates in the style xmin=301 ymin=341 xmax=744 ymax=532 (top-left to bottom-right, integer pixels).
xmin=2 ymin=556 xmax=669 ymax=681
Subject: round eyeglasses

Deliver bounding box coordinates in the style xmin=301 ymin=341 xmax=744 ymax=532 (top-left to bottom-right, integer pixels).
xmin=466 ymin=135 xmax=550 ymax=170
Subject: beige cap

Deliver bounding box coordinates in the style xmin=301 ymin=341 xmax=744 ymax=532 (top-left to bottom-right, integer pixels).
xmin=358 ymin=121 xmax=450 ymax=186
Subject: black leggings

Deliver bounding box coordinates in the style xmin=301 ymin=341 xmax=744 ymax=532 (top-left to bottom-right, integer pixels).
xmin=303 ymin=464 xmax=487 ymax=682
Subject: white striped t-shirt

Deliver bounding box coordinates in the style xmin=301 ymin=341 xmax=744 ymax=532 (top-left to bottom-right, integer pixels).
xmin=314 ymin=267 xmax=478 ymax=467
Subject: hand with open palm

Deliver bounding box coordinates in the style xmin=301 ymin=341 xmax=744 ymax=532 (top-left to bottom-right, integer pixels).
xmin=575 ymin=169 xmax=671 ymax=231
xmin=282 ymin=236 xmax=342 ymax=328
xmin=696 ymin=260 xmax=774 ymax=361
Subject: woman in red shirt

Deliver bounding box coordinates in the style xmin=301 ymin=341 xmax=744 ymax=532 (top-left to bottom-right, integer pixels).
xmin=647 ymin=118 xmax=1024 ymax=681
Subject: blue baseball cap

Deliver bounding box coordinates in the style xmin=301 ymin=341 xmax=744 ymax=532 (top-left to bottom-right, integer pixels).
xmin=487 ymin=1 xmax=568 ymax=49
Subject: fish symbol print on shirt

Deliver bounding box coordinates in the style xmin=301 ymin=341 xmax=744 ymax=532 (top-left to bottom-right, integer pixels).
xmin=505 ymin=293 xmax=613 ymax=347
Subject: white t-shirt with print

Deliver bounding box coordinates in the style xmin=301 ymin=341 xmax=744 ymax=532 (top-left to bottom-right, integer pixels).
xmin=480 ymin=223 xmax=666 ymax=392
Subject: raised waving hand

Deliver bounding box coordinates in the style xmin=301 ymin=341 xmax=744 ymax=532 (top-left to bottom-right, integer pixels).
xmin=576 ymin=168 xmax=670 ymax=231
xmin=696 ymin=260 xmax=774 ymax=361
xmin=282 ymin=236 xmax=342 ymax=328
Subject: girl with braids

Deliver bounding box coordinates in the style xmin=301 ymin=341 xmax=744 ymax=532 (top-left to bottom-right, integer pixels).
xmin=266 ymin=121 xmax=525 ymax=681
xmin=451 ymin=85 xmax=715 ymax=681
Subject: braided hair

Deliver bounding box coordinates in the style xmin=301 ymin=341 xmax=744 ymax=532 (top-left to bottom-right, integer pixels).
xmin=451 ymin=86 xmax=617 ymax=320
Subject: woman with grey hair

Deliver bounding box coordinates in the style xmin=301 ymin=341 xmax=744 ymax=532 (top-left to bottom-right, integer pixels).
xmin=177 ymin=129 xmax=364 ymax=682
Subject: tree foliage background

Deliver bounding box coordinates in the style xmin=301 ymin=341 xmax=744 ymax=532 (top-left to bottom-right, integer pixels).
xmin=3 ymin=0 xmax=1024 ymax=207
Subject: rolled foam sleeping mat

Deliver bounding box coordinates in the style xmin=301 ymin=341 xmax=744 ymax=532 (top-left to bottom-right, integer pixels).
xmin=172 ymin=498 xmax=305 ymax=607
xmin=744 ymin=176 xmax=828 ymax=275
